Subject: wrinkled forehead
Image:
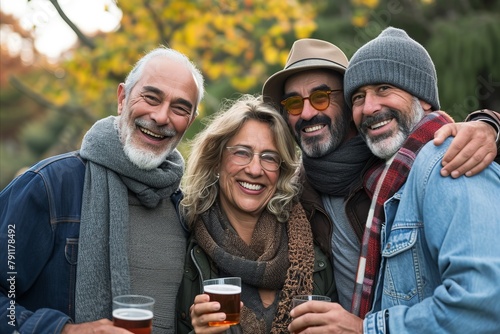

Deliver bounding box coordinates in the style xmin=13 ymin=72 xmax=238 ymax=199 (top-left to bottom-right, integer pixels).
xmin=137 ymin=57 xmax=199 ymax=105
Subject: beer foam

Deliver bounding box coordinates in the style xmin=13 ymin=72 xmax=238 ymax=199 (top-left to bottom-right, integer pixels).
xmin=113 ymin=308 xmax=153 ymax=320
xmin=204 ymin=284 xmax=241 ymax=295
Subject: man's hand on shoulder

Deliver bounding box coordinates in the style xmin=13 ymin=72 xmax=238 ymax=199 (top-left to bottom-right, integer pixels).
xmin=434 ymin=121 xmax=498 ymax=178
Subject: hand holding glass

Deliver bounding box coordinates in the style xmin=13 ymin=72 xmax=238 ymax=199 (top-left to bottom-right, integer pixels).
xmin=113 ymin=295 xmax=154 ymax=334
xmin=203 ymin=277 xmax=241 ymax=326
xmin=292 ymin=295 xmax=331 ymax=308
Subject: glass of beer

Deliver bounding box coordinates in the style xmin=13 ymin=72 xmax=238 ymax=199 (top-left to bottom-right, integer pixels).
xmin=203 ymin=277 xmax=241 ymax=326
xmin=292 ymin=295 xmax=331 ymax=308
xmin=113 ymin=295 xmax=154 ymax=334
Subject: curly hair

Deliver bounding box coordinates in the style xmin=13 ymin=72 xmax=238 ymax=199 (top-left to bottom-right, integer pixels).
xmin=181 ymin=94 xmax=300 ymax=227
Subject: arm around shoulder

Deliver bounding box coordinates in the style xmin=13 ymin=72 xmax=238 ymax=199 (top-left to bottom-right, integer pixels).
xmin=465 ymin=109 xmax=500 ymax=162
xmin=434 ymin=109 xmax=500 ymax=177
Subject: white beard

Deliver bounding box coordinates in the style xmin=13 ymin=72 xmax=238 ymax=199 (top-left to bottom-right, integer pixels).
xmin=115 ymin=115 xmax=174 ymax=170
xmin=366 ymin=131 xmax=407 ymax=160
xmin=123 ymin=140 xmax=170 ymax=170
xmin=367 ymin=97 xmax=425 ymax=160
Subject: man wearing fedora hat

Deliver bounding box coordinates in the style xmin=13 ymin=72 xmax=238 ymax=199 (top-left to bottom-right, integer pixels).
xmin=262 ymin=38 xmax=499 ymax=311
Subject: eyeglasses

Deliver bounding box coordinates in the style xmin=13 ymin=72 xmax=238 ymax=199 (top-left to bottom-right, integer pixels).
xmin=280 ymin=89 xmax=343 ymax=115
xmin=225 ymin=146 xmax=282 ymax=172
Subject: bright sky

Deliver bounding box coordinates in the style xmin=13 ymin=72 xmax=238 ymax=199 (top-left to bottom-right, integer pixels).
xmin=0 ymin=0 xmax=122 ymax=59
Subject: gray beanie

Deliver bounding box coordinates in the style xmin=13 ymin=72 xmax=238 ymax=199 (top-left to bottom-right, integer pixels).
xmin=344 ymin=27 xmax=440 ymax=110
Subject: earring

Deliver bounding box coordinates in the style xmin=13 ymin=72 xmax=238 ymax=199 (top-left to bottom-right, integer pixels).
xmin=201 ymin=173 xmax=219 ymax=196
xmin=206 ymin=173 xmax=220 ymax=188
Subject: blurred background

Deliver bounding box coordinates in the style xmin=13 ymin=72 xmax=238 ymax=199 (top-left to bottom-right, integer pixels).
xmin=1 ymin=0 xmax=499 ymax=189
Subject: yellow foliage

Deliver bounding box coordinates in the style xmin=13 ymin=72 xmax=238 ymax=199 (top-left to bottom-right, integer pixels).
xmin=239 ymin=16 xmax=254 ymax=32
xmin=352 ymin=15 xmax=368 ymax=27
xmin=52 ymin=90 xmax=70 ymax=105
xmin=359 ymin=0 xmax=379 ymax=9
xmin=179 ymin=22 xmax=207 ymax=48
xmin=294 ymin=19 xmax=317 ymax=39
xmin=213 ymin=14 xmax=226 ymax=31
xmin=33 ymin=0 xmax=323 ymax=124
xmin=133 ymin=24 xmax=155 ymax=40
xmin=278 ymin=50 xmax=289 ymax=65
xmin=231 ymin=75 xmax=257 ymax=91
xmin=263 ymin=46 xmax=279 ymax=64
xmin=203 ymin=60 xmax=224 ymax=81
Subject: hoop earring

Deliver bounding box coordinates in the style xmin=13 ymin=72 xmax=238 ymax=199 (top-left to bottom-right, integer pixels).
xmin=206 ymin=173 xmax=220 ymax=188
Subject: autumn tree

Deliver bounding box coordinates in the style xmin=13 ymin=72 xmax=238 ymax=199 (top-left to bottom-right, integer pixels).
xmin=1 ymin=0 xmax=318 ymax=187
xmin=0 ymin=12 xmax=62 ymax=184
xmin=1 ymin=0 xmax=499 ymax=188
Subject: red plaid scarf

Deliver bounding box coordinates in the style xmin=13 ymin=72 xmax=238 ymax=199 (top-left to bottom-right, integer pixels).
xmin=351 ymin=111 xmax=453 ymax=318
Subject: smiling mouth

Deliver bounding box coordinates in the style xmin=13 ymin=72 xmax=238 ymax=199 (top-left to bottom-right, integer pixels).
xmin=140 ymin=126 xmax=165 ymax=139
xmin=368 ymin=119 xmax=391 ymax=130
xmin=303 ymin=124 xmax=325 ymax=133
xmin=239 ymin=181 xmax=263 ymax=191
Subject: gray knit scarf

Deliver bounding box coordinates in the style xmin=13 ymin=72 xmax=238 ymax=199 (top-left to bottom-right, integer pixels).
xmin=302 ymin=135 xmax=373 ymax=196
xmin=75 ymin=116 xmax=184 ymax=323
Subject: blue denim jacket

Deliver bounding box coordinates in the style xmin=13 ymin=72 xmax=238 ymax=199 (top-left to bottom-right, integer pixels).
xmin=0 ymin=151 xmax=185 ymax=334
xmin=1 ymin=152 xmax=84 ymax=334
xmin=364 ymin=138 xmax=500 ymax=333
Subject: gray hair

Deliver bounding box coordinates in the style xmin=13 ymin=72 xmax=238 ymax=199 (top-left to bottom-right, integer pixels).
xmin=123 ymin=47 xmax=205 ymax=109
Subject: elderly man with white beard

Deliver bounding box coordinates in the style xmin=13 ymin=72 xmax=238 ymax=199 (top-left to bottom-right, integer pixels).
xmin=0 ymin=47 xmax=204 ymax=334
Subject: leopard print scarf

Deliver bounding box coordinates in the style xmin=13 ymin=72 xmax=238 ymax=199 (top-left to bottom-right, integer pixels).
xmin=193 ymin=201 xmax=315 ymax=333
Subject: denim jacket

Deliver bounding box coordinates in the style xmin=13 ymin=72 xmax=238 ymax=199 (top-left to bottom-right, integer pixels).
xmin=0 ymin=151 xmax=184 ymax=334
xmin=364 ymin=139 xmax=500 ymax=333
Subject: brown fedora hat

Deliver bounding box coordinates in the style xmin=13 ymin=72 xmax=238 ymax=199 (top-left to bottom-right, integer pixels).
xmin=262 ymin=38 xmax=348 ymax=113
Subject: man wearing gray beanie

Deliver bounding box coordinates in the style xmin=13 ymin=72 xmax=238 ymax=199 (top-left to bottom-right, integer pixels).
xmin=288 ymin=27 xmax=500 ymax=334
xmin=345 ymin=27 xmax=440 ymax=111
xmin=345 ymin=26 xmax=441 ymax=160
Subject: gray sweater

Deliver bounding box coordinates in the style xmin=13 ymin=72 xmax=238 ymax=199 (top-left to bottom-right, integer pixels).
xmin=128 ymin=193 xmax=186 ymax=334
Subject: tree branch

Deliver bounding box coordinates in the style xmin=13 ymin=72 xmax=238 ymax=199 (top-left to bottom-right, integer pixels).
xmin=144 ymin=0 xmax=168 ymax=44
xmin=9 ymin=76 xmax=97 ymax=123
xmin=48 ymin=0 xmax=96 ymax=49
xmin=9 ymin=76 xmax=56 ymax=110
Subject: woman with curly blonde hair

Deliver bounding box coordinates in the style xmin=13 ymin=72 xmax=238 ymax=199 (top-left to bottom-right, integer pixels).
xmin=181 ymin=94 xmax=299 ymax=225
xmin=176 ymin=94 xmax=336 ymax=334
